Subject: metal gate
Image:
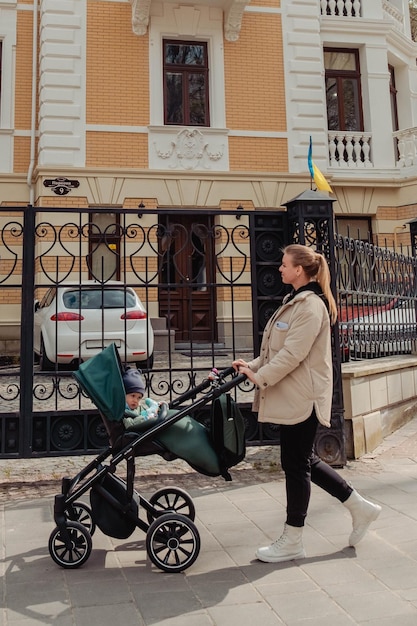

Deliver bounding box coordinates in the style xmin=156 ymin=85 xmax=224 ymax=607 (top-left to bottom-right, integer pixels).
xmin=0 ymin=202 xmax=345 ymax=464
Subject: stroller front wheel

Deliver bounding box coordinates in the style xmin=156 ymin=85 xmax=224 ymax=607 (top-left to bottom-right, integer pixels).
xmin=67 ymin=502 xmax=96 ymax=535
xmin=147 ymin=487 xmax=196 ymax=523
xmin=146 ymin=513 xmax=200 ymax=573
xmin=49 ymin=521 xmax=92 ymax=569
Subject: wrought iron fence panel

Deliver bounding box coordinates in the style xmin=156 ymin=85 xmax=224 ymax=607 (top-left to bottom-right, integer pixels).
xmin=6 ymin=203 xmax=414 ymax=459
xmin=1 ymin=206 xmax=280 ymax=457
xmin=336 ymin=233 xmax=417 ymax=362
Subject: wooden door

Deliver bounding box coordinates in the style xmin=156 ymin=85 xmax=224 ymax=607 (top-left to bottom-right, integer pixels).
xmin=159 ymin=214 xmax=216 ymax=342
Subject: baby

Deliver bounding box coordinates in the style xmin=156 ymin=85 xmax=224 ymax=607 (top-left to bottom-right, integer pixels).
xmin=122 ymin=368 xmax=168 ymax=430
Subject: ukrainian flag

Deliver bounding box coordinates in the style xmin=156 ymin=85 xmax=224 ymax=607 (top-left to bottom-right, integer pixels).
xmin=308 ymin=136 xmax=333 ymax=193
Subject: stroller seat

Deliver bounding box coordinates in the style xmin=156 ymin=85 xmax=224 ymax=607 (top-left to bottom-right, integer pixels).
xmin=73 ymin=344 xmax=225 ymax=476
xmin=100 ymin=410 xmax=178 ymax=461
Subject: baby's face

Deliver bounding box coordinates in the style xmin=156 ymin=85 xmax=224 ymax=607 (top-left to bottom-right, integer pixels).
xmin=126 ymin=392 xmax=143 ymax=409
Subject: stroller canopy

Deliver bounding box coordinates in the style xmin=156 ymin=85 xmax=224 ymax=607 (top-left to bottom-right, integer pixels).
xmin=73 ymin=343 xmax=126 ymax=422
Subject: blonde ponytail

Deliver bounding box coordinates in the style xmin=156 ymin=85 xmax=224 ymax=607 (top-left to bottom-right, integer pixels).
xmin=283 ymin=244 xmax=338 ymax=324
xmin=316 ymin=254 xmax=337 ymax=324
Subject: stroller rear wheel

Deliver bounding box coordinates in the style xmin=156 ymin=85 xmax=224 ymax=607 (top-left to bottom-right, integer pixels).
xmin=146 ymin=513 xmax=200 ymax=573
xmin=49 ymin=521 xmax=92 ymax=569
xmin=147 ymin=487 xmax=196 ymax=523
xmin=67 ymin=502 xmax=96 ymax=535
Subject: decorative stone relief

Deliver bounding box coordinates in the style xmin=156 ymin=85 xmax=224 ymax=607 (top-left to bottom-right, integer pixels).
xmin=153 ymin=128 xmax=226 ymax=170
xmin=130 ymin=0 xmax=151 ymax=36
xmin=224 ymin=0 xmax=248 ymax=42
xmin=130 ymin=0 xmax=249 ymax=41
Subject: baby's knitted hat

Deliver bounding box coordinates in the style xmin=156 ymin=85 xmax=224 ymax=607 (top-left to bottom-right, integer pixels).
xmin=122 ymin=368 xmax=145 ymax=395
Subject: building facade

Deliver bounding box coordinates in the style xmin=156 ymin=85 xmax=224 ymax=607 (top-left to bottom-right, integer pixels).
xmin=1 ymin=0 xmax=417 ymax=344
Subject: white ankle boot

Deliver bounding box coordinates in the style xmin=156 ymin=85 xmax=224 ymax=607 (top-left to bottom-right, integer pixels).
xmin=256 ymin=523 xmax=306 ymax=563
xmin=343 ymin=490 xmax=381 ymax=546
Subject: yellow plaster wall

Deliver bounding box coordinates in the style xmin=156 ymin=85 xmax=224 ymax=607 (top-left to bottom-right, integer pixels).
xmin=86 ymin=1 xmax=149 ymax=126
xmin=224 ymin=11 xmax=287 ymax=171
xmin=13 ymin=7 xmax=34 ymax=172
xmin=229 ymin=136 xmax=288 ymax=171
xmin=86 ymin=132 xmax=148 ymax=168
xmin=86 ymin=1 xmax=149 ymax=168
xmin=224 ymin=13 xmax=285 ymax=132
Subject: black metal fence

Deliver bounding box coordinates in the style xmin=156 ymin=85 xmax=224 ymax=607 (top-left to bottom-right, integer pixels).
xmin=1 ymin=201 xmax=415 ymax=461
xmin=336 ymin=235 xmax=417 ymax=362
xmin=0 ymin=205 xmax=287 ymax=458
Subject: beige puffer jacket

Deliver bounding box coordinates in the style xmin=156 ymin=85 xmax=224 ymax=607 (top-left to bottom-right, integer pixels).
xmin=247 ymin=288 xmax=332 ymax=427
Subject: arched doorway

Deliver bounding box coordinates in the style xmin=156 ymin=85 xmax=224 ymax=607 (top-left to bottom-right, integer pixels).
xmin=159 ymin=214 xmax=217 ymax=343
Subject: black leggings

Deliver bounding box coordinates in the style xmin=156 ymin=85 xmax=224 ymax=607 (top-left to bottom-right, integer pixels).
xmin=280 ymin=411 xmax=353 ymax=527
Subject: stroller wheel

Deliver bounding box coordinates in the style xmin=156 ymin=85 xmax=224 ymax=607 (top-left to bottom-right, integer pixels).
xmin=146 ymin=513 xmax=200 ymax=573
xmin=48 ymin=521 xmax=92 ymax=569
xmin=67 ymin=502 xmax=96 ymax=535
xmin=147 ymin=487 xmax=196 ymax=523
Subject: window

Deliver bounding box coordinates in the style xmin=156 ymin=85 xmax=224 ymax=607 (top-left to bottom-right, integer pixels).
xmin=335 ymin=217 xmax=372 ymax=242
xmin=163 ymin=40 xmax=209 ymax=126
xmin=88 ymin=213 xmax=120 ymax=281
xmin=324 ymin=48 xmax=363 ymax=131
xmin=63 ymin=288 xmax=137 ymax=310
xmin=389 ymin=65 xmax=399 ymax=133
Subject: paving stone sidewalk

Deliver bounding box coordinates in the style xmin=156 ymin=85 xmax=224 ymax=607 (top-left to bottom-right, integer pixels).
xmin=1 ymin=419 xmax=417 ymax=625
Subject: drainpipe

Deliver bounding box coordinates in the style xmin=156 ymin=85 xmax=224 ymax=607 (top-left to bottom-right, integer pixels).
xmin=393 ymin=225 xmax=407 ymax=251
xmin=27 ymin=0 xmax=39 ymax=206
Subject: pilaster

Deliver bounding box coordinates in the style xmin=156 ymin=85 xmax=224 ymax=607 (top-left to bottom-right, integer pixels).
xmin=38 ymin=0 xmax=86 ymax=167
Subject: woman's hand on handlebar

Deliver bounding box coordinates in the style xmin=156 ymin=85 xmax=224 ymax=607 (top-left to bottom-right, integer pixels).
xmin=232 ymin=358 xmax=248 ymax=371
xmin=232 ymin=360 xmax=257 ymax=385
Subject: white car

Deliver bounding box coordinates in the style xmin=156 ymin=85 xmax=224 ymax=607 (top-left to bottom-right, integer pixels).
xmin=34 ymin=281 xmax=154 ymax=370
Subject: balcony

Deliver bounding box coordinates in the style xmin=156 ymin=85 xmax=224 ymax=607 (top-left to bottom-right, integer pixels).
xmin=328 ymin=128 xmax=417 ymax=171
xmin=328 ymin=132 xmax=373 ymax=168
xmin=320 ymin=0 xmax=361 ymax=18
xmin=393 ymin=128 xmax=417 ymax=168
xmin=321 ymin=0 xmax=406 ymax=34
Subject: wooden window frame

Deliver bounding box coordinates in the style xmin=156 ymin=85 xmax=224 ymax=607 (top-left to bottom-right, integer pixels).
xmin=163 ymin=39 xmax=210 ymax=127
xmin=324 ymin=47 xmax=364 ymax=132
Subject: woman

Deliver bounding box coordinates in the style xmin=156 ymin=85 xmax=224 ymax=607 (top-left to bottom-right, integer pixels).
xmin=233 ymin=244 xmax=381 ymax=563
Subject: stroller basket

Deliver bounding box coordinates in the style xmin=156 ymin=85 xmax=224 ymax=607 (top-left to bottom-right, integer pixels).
xmin=48 ymin=343 xmax=246 ymax=573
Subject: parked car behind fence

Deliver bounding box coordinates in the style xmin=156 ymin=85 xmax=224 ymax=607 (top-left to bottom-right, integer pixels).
xmin=34 ymin=281 xmax=154 ymax=370
xmin=340 ymin=298 xmax=417 ymax=360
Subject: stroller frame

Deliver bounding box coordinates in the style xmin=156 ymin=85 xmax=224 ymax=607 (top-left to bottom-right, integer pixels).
xmin=48 ymin=356 xmax=245 ymax=573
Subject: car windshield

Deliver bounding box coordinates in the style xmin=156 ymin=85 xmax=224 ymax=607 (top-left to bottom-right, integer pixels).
xmin=63 ymin=289 xmax=137 ymax=310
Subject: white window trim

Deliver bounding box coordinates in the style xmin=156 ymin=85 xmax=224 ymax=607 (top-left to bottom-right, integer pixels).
xmin=149 ymin=4 xmax=226 ymax=129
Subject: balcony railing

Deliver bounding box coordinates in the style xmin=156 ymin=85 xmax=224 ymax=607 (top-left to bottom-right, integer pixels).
xmin=328 ymin=132 xmax=373 ymax=168
xmin=393 ymin=127 xmax=417 ymax=168
xmin=320 ymin=0 xmax=361 ymax=17
xmin=321 ymin=0 xmax=405 ymax=32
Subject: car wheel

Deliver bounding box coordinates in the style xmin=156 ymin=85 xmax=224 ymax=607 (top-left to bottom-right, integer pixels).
xmin=39 ymin=337 xmax=55 ymax=371
xmin=136 ymin=353 xmax=154 ymax=371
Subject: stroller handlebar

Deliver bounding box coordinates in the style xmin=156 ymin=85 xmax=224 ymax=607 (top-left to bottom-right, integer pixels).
xmin=211 ymin=371 xmax=246 ymax=396
xmin=216 ymin=365 xmax=236 ymax=378
xmin=169 ymin=366 xmax=245 ymax=409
